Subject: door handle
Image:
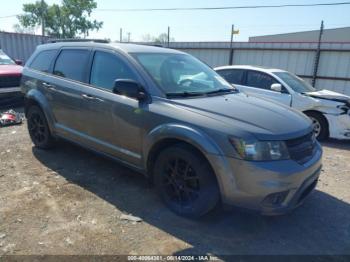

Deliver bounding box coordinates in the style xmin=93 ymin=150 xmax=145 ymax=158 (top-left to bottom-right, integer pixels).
xmin=81 ymin=94 xmax=104 ymax=102
xmin=81 ymin=94 xmax=95 ymax=100
xmin=43 ymin=82 xmax=56 ymax=91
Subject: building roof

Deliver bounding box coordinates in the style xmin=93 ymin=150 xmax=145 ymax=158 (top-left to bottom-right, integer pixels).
xmin=249 ymin=27 xmax=350 ymax=43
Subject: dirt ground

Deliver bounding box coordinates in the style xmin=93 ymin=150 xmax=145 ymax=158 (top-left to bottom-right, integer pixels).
xmin=0 ymin=108 xmax=350 ymax=257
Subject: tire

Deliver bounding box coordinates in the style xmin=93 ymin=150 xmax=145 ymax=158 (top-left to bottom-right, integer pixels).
xmin=27 ymin=105 xmax=55 ymax=149
xmin=154 ymin=144 xmax=220 ymax=218
xmin=305 ymin=111 xmax=329 ymax=141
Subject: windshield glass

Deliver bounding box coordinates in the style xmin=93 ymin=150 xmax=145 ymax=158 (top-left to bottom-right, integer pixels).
xmin=132 ymin=53 xmax=233 ymax=96
xmin=0 ymin=50 xmax=15 ymax=65
xmin=275 ymin=71 xmax=315 ymax=93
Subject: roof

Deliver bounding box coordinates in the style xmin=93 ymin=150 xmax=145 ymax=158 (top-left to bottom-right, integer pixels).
xmin=36 ymin=41 xmax=185 ymax=54
xmin=214 ymin=65 xmax=287 ymax=73
xmin=249 ymin=27 xmax=350 ymax=43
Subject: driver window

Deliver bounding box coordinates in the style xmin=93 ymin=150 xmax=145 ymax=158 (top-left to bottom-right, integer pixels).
xmin=90 ymin=51 xmax=137 ymax=91
xmin=246 ymin=71 xmax=278 ymax=90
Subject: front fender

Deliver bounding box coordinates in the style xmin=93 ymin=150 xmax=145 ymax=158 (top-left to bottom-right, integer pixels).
xmin=143 ymin=123 xmax=236 ymax=203
xmin=25 ymin=89 xmax=55 ymax=133
xmin=143 ymin=123 xmax=223 ymax=164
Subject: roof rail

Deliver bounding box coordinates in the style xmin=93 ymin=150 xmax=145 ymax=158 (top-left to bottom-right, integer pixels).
xmin=134 ymin=42 xmax=166 ymax=48
xmin=47 ymin=39 xmax=109 ymax=44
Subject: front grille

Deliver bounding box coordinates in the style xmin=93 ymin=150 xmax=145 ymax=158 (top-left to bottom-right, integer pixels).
xmin=0 ymin=76 xmax=21 ymax=88
xmin=285 ymin=132 xmax=316 ymax=165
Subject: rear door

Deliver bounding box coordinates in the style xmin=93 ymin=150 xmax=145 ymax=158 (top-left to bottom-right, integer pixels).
xmin=78 ymin=49 xmax=144 ymax=165
xmin=216 ymin=69 xmax=246 ymax=90
xmin=48 ymin=48 xmax=91 ymax=138
xmin=241 ymin=70 xmax=292 ymax=106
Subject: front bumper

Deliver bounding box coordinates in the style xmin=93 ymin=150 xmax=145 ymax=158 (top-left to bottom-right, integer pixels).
xmin=207 ymin=143 xmax=322 ymax=215
xmin=325 ymin=113 xmax=350 ymax=140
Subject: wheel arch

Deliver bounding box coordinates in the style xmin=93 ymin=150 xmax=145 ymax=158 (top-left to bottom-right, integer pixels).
xmin=24 ymin=89 xmax=55 ymax=132
xmin=303 ymin=109 xmax=329 ymax=137
xmin=144 ymin=123 xmax=223 ymax=181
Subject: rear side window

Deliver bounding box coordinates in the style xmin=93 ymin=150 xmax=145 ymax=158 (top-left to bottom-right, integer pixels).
xmin=53 ymin=49 xmax=90 ymax=82
xmin=90 ymin=51 xmax=137 ymax=91
xmin=29 ymin=50 xmax=57 ymax=72
xmin=246 ymin=70 xmax=278 ymax=90
xmin=217 ymin=69 xmax=244 ymax=85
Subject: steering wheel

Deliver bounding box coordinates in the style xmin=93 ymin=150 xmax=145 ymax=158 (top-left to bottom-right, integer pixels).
xmin=179 ymin=78 xmax=194 ymax=86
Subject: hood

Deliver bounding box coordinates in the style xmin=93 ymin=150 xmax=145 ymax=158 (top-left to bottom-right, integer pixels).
xmin=0 ymin=64 xmax=23 ymax=76
xmin=171 ymin=93 xmax=312 ymax=140
xmin=304 ymin=89 xmax=350 ymax=105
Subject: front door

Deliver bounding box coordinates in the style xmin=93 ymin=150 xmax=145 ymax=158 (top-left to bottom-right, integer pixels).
xmin=78 ymin=49 xmax=144 ymax=166
xmin=240 ymin=70 xmax=292 ymax=106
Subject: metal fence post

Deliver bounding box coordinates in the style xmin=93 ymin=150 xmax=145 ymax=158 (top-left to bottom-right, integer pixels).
xmin=312 ymin=21 xmax=324 ymax=87
xmin=229 ymin=24 xmax=234 ymax=65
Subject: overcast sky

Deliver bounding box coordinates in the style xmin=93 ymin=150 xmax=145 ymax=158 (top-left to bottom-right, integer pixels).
xmin=0 ymin=0 xmax=350 ymax=41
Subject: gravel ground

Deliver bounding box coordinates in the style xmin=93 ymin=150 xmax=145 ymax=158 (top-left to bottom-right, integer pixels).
xmin=0 ymin=110 xmax=349 ymax=257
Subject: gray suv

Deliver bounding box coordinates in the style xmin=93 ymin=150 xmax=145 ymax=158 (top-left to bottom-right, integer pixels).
xmin=21 ymin=41 xmax=322 ymax=217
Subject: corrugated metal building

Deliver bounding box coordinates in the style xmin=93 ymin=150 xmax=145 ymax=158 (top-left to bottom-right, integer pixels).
xmin=167 ymin=41 xmax=350 ymax=95
xmin=1 ymin=31 xmax=349 ymax=95
xmin=0 ymin=31 xmax=48 ymax=63
xmin=249 ymin=27 xmax=350 ymax=43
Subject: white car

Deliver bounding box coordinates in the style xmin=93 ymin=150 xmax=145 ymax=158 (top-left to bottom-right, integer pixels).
xmin=215 ymin=65 xmax=350 ymax=140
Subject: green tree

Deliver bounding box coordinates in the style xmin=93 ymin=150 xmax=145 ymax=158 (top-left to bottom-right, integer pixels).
xmin=17 ymin=0 xmax=103 ymax=38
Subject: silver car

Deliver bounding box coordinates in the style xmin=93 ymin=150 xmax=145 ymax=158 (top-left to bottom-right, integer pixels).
xmin=21 ymin=41 xmax=322 ymax=217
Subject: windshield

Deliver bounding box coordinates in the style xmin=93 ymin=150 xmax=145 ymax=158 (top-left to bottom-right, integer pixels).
xmin=132 ymin=53 xmax=234 ymax=97
xmin=275 ymin=71 xmax=315 ymax=93
xmin=0 ymin=50 xmax=15 ymax=65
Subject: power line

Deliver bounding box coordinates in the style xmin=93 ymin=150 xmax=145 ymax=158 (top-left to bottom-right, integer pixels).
xmin=96 ymin=2 xmax=350 ymax=12
xmin=0 ymin=14 xmax=19 ymax=19
xmin=2 ymin=2 xmax=349 ymax=19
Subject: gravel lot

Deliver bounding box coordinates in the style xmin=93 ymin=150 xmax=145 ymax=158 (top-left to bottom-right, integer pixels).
xmin=0 ymin=109 xmax=349 ymax=257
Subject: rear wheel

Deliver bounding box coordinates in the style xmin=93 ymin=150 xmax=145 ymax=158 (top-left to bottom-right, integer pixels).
xmin=27 ymin=105 xmax=54 ymax=149
xmin=154 ymin=144 xmax=220 ymax=218
xmin=305 ymin=111 xmax=329 ymax=141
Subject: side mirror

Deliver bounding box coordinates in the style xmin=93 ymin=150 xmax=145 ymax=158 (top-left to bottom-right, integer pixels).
xmin=271 ymin=83 xmax=282 ymax=92
xmin=14 ymin=59 xmax=23 ymax=65
xmin=113 ymin=79 xmax=146 ymax=100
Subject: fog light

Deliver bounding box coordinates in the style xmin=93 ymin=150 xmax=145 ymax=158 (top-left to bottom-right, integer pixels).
xmin=262 ymin=191 xmax=289 ymax=207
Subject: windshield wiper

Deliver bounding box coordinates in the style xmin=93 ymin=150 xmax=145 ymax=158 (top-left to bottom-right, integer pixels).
xmin=205 ymin=88 xmax=238 ymax=95
xmin=166 ymin=91 xmax=206 ymax=98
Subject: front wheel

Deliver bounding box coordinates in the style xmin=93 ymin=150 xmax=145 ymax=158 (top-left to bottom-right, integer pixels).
xmin=305 ymin=111 xmax=329 ymax=141
xmin=154 ymin=144 xmax=220 ymax=218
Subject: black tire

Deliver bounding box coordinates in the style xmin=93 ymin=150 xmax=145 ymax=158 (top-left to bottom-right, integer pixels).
xmin=27 ymin=105 xmax=55 ymax=149
xmin=305 ymin=111 xmax=329 ymax=141
xmin=154 ymin=144 xmax=220 ymax=218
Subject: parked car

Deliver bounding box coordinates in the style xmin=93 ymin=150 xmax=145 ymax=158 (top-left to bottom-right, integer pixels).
xmin=215 ymin=65 xmax=350 ymax=141
xmin=0 ymin=49 xmax=24 ymax=108
xmin=21 ymin=41 xmax=322 ymax=217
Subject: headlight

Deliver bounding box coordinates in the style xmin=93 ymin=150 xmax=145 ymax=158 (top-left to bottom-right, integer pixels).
xmin=337 ymin=104 xmax=349 ymax=115
xmin=229 ymin=137 xmax=290 ymax=161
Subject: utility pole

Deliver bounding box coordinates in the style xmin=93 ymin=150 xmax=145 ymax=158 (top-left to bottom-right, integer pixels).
xmin=229 ymin=24 xmax=234 ymax=65
xmin=120 ymin=28 xmax=123 ymax=42
xmin=167 ymin=26 xmax=170 ymax=47
xmin=41 ymin=0 xmax=45 ymax=37
xmin=312 ymin=20 xmax=324 ymax=87
xmin=127 ymin=32 xmax=131 ymax=42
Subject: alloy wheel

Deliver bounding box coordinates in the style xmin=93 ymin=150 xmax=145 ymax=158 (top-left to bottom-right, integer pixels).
xmin=28 ymin=112 xmax=47 ymax=144
xmin=162 ymin=157 xmax=200 ymax=207
xmin=310 ymin=116 xmax=321 ymax=138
